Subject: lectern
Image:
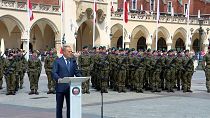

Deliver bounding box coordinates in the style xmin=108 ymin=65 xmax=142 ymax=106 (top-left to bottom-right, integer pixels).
xmin=59 ymin=77 xmax=90 ymax=118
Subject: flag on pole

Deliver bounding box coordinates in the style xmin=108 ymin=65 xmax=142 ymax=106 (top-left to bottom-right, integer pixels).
xmin=124 ymin=0 xmax=128 ymax=23
xmin=171 ymin=7 xmax=174 ymax=16
xmin=198 ymin=10 xmax=200 ymax=18
xmin=28 ymin=0 xmax=34 ymax=21
xmin=185 ymin=0 xmax=190 ymax=18
xmin=111 ymin=0 xmax=114 ymax=12
xmin=62 ymin=0 xmax=64 ymax=13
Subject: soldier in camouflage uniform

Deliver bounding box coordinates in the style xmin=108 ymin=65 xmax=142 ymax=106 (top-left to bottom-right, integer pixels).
xmin=0 ymin=52 xmax=5 ymax=89
xmin=151 ymin=51 xmax=162 ymax=92
xmin=165 ymin=50 xmax=176 ymax=92
xmin=14 ymin=53 xmax=22 ymax=91
xmin=128 ymin=51 xmax=136 ymax=90
xmin=182 ymin=50 xmax=194 ymax=92
xmin=116 ymin=49 xmax=127 ymax=92
xmin=19 ymin=50 xmax=27 ymax=89
xmin=98 ymin=46 xmax=109 ymax=93
xmin=202 ymin=47 xmax=210 ymax=93
xmin=78 ymin=46 xmax=91 ymax=94
xmin=28 ymin=51 xmax=42 ymax=95
xmin=144 ymin=49 xmax=153 ymax=90
xmin=134 ymin=52 xmax=145 ymax=93
xmin=107 ymin=48 xmax=116 ymax=89
xmin=44 ymin=50 xmax=58 ymax=94
xmin=174 ymin=51 xmax=184 ymax=91
xmin=160 ymin=50 xmax=167 ymax=90
xmin=4 ymin=53 xmax=17 ymax=95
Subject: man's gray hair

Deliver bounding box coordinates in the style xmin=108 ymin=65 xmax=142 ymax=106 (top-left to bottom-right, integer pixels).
xmin=62 ymin=44 xmax=71 ymax=51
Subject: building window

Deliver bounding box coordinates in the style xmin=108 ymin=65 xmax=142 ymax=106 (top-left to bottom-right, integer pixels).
xmin=184 ymin=3 xmax=188 ymax=15
xmin=132 ymin=0 xmax=137 ymax=10
xmin=167 ymin=1 xmax=172 ymax=13
xmin=150 ymin=0 xmax=155 ymax=11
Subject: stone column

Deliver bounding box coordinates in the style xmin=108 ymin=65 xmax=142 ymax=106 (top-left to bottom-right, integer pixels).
xmin=167 ymin=43 xmax=172 ymax=51
xmin=166 ymin=37 xmax=172 ymax=51
xmin=146 ymin=34 xmax=152 ymax=49
xmin=203 ymin=37 xmax=209 ymax=53
xmin=63 ymin=0 xmax=77 ymax=51
xmin=21 ymin=31 xmax=30 ymax=59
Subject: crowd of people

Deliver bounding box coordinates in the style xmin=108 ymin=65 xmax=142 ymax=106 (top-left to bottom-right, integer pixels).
xmin=1 ymin=46 xmax=210 ymax=95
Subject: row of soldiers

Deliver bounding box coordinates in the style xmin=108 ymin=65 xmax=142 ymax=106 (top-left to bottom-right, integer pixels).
xmin=0 ymin=49 xmax=43 ymax=95
xmin=78 ymin=46 xmax=194 ymax=93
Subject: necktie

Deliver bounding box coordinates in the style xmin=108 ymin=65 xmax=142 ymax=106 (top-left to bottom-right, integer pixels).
xmin=67 ymin=59 xmax=70 ymax=71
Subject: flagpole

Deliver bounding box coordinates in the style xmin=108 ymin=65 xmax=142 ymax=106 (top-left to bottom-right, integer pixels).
xmin=93 ymin=0 xmax=96 ymax=48
xmin=156 ymin=0 xmax=160 ymax=50
xmin=26 ymin=0 xmax=30 ymax=60
xmin=60 ymin=0 xmax=63 ymax=47
xmin=122 ymin=0 xmax=125 ymax=49
xmin=186 ymin=0 xmax=190 ymax=50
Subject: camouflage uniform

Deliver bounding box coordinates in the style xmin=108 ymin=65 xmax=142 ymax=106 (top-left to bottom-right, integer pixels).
xmin=174 ymin=54 xmax=184 ymax=91
xmin=203 ymin=51 xmax=210 ymax=93
xmin=98 ymin=52 xmax=109 ymax=93
xmin=20 ymin=57 xmax=27 ymax=89
xmin=151 ymin=54 xmax=162 ymax=92
xmin=4 ymin=57 xmax=17 ymax=95
xmin=0 ymin=56 xmax=5 ymax=89
xmin=165 ymin=53 xmax=176 ymax=92
xmin=134 ymin=55 xmax=145 ymax=93
xmin=117 ymin=54 xmax=127 ymax=92
xmin=78 ymin=51 xmax=91 ymax=94
xmin=15 ymin=57 xmax=22 ymax=91
xmin=44 ymin=53 xmax=58 ymax=94
xmin=182 ymin=54 xmax=194 ymax=92
xmin=28 ymin=54 xmax=42 ymax=95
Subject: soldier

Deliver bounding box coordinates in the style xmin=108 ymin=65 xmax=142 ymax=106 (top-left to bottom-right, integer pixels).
xmin=4 ymin=53 xmax=17 ymax=95
xmin=78 ymin=46 xmax=92 ymax=94
xmin=107 ymin=47 xmax=116 ymax=89
xmin=19 ymin=50 xmax=27 ymax=89
xmin=202 ymin=47 xmax=210 ymax=93
xmin=0 ymin=51 xmax=5 ymax=89
xmin=98 ymin=46 xmax=109 ymax=93
xmin=182 ymin=50 xmax=194 ymax=92
xmin=28 ymin=50 xmax=42 ymax=95
xmin=144 ymin=49 xmax=153 ymax=90
xmin=44 ymin=50 xmax=58 ymax=94
xmin=134 ymin=51 xmax=145 ymax=93
xmin=174 ymin=51 xmax=184 ymax=91
xmin=117 ymin=49 xmax=127 ymax=93
xmin=165 ymin=50 xmax=176 ymax=92
xmin=151 ymin=50 xmax=162 ymax=92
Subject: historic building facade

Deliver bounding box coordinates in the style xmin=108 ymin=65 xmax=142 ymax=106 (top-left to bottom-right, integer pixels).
xmin=0 ymin=0 xmax=210 ymax=53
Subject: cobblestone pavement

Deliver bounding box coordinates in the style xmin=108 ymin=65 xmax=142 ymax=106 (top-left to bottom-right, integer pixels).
xmin=0 ymin=67 xmax=209 ymax=118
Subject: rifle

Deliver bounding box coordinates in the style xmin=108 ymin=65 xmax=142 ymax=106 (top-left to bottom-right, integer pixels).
xmin=4 ymin=59 xmax=16 ymax=77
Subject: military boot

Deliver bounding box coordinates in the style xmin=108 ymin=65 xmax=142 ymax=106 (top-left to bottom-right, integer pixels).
xmin=28 ymin=90 xmax=34 ymax=95
xmin=34 ymin=90 xmax=39 ymax=95
xmin=207 ymin=89 xmax=210 ymax=93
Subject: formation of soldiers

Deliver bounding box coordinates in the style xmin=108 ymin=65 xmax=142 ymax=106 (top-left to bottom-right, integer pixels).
xmin=0 ymin=48 xmax=49 ymax=95
xmin=78 ymin=46 xmax=195 ymax=93
xmin=2 ymin=45 xmax=208 ymax=95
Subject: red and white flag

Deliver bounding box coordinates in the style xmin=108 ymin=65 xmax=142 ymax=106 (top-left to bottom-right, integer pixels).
xmin=124 ymin=0 xmax=128 ymax=23
xmin=157 ymin=0 xmax=160 ymax=24
xmin=111 ymin=0 xmax=114 ymax=12
xmin=185 ymin=0 xmax=190 ymax=18
xmin=28 ymin=0 xmax=34 ymax=21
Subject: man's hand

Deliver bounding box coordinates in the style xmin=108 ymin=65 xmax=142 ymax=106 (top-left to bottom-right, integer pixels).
xmin=58 ymin=78 xmax=63 ymax=83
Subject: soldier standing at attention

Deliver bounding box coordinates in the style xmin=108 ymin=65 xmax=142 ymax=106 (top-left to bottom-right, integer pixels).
xmin=78 ymin=46 xmax=91 ymax=94
xmin=202 ymin=47 xmax=210 ymax=93
xmin=4 ymin=53 xmax=17 ymax=95
xmin=44 ymin=50 xmax=58 ymax=94
xmin=28 ymin=51 xmax=42 ymax=95
xmin=182 ymin=50 xmax=194 ymax=92
xmin=0 ymin=51 xmax=5 ymax=89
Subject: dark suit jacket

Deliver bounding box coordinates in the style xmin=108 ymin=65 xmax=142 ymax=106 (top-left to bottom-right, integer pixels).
xmin=52 ymin=56 xmax=82 ymax=92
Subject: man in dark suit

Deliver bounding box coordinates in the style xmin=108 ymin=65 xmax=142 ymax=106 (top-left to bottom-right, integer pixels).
xmin=52 ymin=45 xmax=82 ymax=118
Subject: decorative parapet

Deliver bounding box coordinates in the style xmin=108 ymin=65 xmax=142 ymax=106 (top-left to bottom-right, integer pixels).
xmin=111 ymin=12 xmax=210 ymax=25
xmin=0 ymin=0 xmax=60 ymax=14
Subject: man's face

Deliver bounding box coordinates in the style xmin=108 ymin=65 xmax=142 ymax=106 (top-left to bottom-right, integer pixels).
xmin=63 ymin=47 xmax=73 ymax=58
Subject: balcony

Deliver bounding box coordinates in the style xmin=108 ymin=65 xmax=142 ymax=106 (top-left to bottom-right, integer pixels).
xmin=0 ymin=0 xmax=60 ymax=14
